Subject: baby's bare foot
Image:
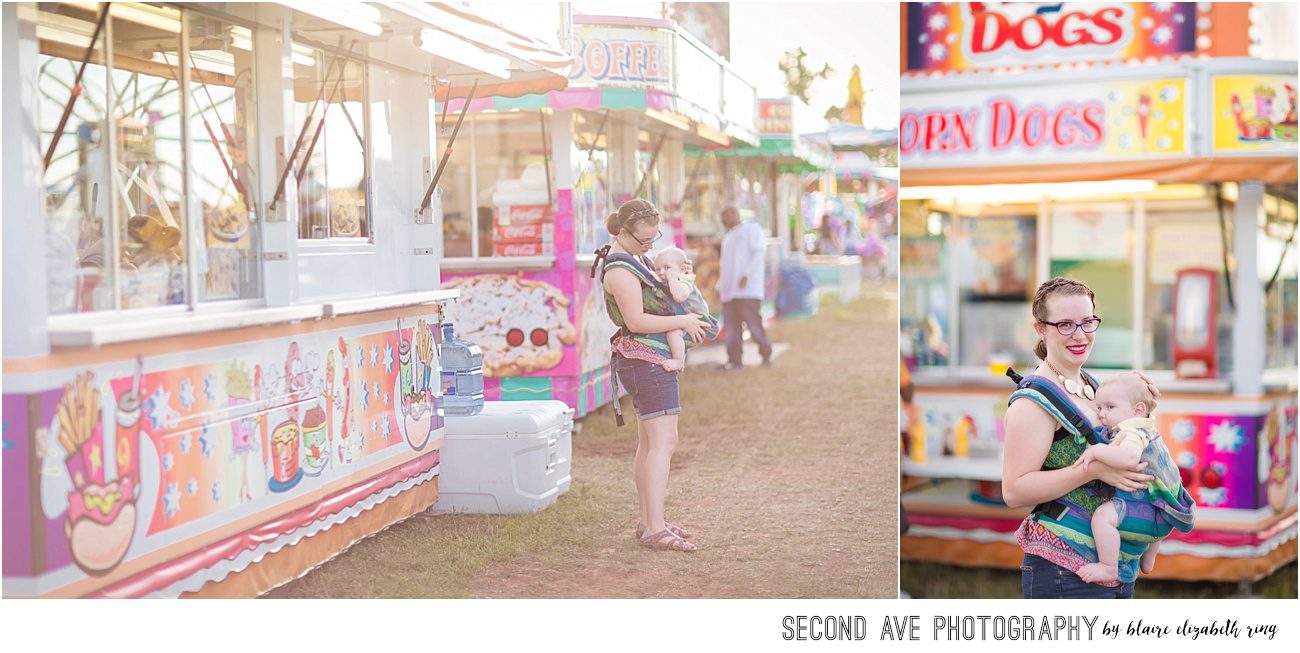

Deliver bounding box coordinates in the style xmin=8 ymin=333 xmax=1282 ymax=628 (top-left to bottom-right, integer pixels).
xmin=1076 ymin=562 xmax=1118 ymax=585
xmin=1140 ymin=551 xmax=1157 ymax=574
xmin=661 ymin=359 xmax=685 ymax=372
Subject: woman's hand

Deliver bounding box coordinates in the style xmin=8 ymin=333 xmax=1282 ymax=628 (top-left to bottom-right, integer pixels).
xmin=1133 ymin=370 xmax=1162 ymax=401
xmin=677 ymin=313 xmax=709 ymax=342
xmin=1086 ymin=458 xmax=1153 ymax=492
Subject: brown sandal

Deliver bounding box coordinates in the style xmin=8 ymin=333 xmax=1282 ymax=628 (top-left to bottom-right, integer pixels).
xmin=639 ymin=529 xmax=696 ymax=552
xmin=636 ymin=521 xmax=692 ymax=540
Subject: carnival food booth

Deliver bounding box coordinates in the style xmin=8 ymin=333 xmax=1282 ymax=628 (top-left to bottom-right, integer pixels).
xmin=437 ymin=14 xmax=758 ymax=417
xmin=1 ymin=1 xmax=571 ymax=597
xmin=898 ymin=2 xmax=1298 ymax=583
xmin=682 ymin=97 xmax=832 ymax=309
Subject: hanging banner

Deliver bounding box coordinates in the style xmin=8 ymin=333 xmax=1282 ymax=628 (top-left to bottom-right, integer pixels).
xmin=903 ymin=2 xmax=1248 ymax=74
xmin=901 ymin=77 xmax=1187 ymax=167
xmin=1211 ymin=74 xmax=1299 ymax=154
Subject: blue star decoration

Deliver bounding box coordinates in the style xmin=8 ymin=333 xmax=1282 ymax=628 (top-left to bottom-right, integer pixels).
xmin=204 ymin=373 xmax=218 ymax=401
xmin=179 ymin=378 xmax=195 ymax=411
xmin=384 ymin=342 xmax=395 ymax=374
xmin=187 ymin=478 xmax=198 ymax=496
xmin=162 ymin=452 xmax=175 ymax=471
xmin=163 ymin=482 xmax=181 ymax=519
xmin=180 ymin=432 xmax=192 ymax=454
xmin=211 ymin=481 xmax=222 ymax=503
xmin=382 ymin=414 xmax=392 ymax=440
xmin=360 ymin=382 xmax=370 ymax=410
xmin=370 ymin=344 xmax=380 ymax=367
xmin=200 ymin=425 xmax=215 ymax=457
xmin=146 ymin=386 xmax=179 ymax=431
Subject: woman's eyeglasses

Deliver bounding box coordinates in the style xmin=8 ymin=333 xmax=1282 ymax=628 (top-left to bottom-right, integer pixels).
xmin=624 ymin=229 xmax=663 ymax=248
xmin=1039 ymin=317 xmax=1102 ymax=336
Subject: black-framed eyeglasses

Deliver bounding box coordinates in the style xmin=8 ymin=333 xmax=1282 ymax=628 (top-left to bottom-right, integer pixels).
xmin=623 ymin=229 xmax=663 ymax=247
xmin=1039 ymin=317 xmax=1102 ymax=336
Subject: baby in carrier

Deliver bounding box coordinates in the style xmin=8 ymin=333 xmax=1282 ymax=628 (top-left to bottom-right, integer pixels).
xmin=653 ymin=246 xmax=712 ymax=372
xmin=1072 ymin=372 xmax=1196 ymax=584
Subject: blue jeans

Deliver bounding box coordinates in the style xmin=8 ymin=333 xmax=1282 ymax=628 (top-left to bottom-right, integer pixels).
xmin=613 ymin=354 xmax=681 ymax=420
xmin=1021 ymin=554 xmax=1134 ymax=599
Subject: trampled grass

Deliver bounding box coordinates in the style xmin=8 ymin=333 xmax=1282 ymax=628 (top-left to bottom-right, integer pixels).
xmin=267 ymin=282 xmax=899 ymax=598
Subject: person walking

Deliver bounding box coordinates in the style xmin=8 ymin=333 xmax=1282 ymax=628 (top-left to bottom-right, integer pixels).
xmin=717 ymin=206 xmax=773 ymax=370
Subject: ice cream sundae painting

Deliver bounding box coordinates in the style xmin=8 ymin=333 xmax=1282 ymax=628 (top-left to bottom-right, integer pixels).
xmin=1231 ymin=83 xmax=1297 ymax=143
xmin=393 ymin=317 xmax=439 ymax=451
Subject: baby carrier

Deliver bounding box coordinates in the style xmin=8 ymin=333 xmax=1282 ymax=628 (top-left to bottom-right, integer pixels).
xmin=1005 ymin=367 xmax=1107 ymax=520
xmin=591 ymin=246 xmax=720 ymax=425
xmin=1005 ymin=368 xmax=1196 ymax=535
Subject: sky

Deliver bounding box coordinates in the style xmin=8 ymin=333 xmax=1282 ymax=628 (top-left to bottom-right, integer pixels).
xmin=470 ymin=1 xmax=901 ymax=134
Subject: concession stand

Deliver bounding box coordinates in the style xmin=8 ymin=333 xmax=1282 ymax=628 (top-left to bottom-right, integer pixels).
xmin=682 ymin=96 xmax=834 ymax=309
xmin=897 ymin=2 xmax=1298 ymax=583
xmin=436 ymin=14 xmax=758 ymax=417
xmin=1 ymin=1 xmax=571 ymax=597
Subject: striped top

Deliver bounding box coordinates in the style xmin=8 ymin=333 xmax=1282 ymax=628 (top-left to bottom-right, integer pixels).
xmin=1009 ymin=373 xmax=1141 ymax=585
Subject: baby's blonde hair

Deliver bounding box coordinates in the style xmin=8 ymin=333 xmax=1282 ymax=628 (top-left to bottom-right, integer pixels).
xmin=1099 ymin=372 xmax=1158 ymax=414
xmin=655 ymin=246 xmax=688 ymax=267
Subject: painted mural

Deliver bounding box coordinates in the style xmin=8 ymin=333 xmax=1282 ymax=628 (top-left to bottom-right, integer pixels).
xmin=576 ymin=267 xmax=618 ymax=374
xmin=442 ymin=272 xmax=578 ymax=377
xmin=3 ymin=312 xmax=444 ymax=596
xmin=911 ymin=391 xmax=1299 ymax=513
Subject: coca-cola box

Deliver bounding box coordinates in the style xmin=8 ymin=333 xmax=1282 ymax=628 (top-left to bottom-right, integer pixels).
xmin=496 ymin=205 xmax=553 ymax=226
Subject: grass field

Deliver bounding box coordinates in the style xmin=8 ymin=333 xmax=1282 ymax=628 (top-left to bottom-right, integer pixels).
xmin=267 ymin=283 xmax=899 ymax=598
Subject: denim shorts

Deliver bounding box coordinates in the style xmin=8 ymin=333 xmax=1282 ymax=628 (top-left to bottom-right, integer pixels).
xmin=613 ymin=354 xmax=681 ymax=420
xmin=1020 ymin=554 xmax=1134 ymax=599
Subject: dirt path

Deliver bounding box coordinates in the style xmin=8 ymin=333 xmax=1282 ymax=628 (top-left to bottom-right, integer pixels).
xmin=268 ymin=283 xmax=898 ymax=598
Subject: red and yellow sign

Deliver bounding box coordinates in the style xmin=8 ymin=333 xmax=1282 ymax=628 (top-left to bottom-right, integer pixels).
xmin=903 ymin=2 xmax=1249 ymax=74
xmin=1212 ymin=74 xmax=1299 ymax=153
xmin=901 ymin=77 xmax=1187 ymax=167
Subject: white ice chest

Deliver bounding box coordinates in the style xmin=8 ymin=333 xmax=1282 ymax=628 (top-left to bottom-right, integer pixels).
xmin=434 ymin=400 xmax=574 ymax=514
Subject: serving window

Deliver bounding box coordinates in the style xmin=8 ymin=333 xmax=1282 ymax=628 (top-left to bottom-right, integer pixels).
xmin=440 ymin=111 xmax=553 ymax=261
xmin=291 ymin=42 xmax=369 ymax=241
xmin=38 ymin=2 xmax=261 ymax=315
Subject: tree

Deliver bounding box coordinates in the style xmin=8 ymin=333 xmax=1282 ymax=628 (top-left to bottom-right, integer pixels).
xmin=778 ymin=48 xmax=833 ymax=105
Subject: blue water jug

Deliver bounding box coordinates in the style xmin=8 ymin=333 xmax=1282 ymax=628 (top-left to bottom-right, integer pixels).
xmin=439 ymin=322 xmax=484 ymax=416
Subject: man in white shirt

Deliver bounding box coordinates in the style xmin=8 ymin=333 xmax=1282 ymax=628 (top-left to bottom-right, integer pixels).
xmin=717 ymin=207 xmax=773 ymax=370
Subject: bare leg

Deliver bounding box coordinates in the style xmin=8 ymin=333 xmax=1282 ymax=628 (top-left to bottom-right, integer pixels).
xmin=1077 ymin=501 xmax=1121 ymax=584
xmin=633 ymin=418 xmax=651 ymax=528
xmin=1140 ymin=540 xmax=1161 ymax=574
xmin=661 ymin=330 xmax=686 ymax=372
xmin=636 ymin=413 xmax=694 ymax=550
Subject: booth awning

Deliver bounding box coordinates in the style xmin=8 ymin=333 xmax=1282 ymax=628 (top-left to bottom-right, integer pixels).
xmin=685 ymin=136 xmax=833 ymax=172
xmin=903 ymin=158 xmax=1299 ymax=187
xmin=282 ymin=2 xmax=574 ymax=100
xmin=382 ymin=2 xmax=575 ymax=100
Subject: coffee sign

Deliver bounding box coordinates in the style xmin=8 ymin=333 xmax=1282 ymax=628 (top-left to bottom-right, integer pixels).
xmin=904 ymin=2 xmax=1219 ymax=73
xmin=569 ymin=24 xmax=674 ymax=89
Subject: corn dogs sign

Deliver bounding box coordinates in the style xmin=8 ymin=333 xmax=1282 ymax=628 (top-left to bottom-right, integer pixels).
xmin=901 ymin=77 xmax=1188 ymax=166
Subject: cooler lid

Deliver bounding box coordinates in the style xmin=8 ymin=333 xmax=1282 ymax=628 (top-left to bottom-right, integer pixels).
xmin=443 ymin=400 xmax=573 ymax=436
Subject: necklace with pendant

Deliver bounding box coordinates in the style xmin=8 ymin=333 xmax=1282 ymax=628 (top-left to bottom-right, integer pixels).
xmin=1045 ymin=360 xmax=1094 ymax=400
